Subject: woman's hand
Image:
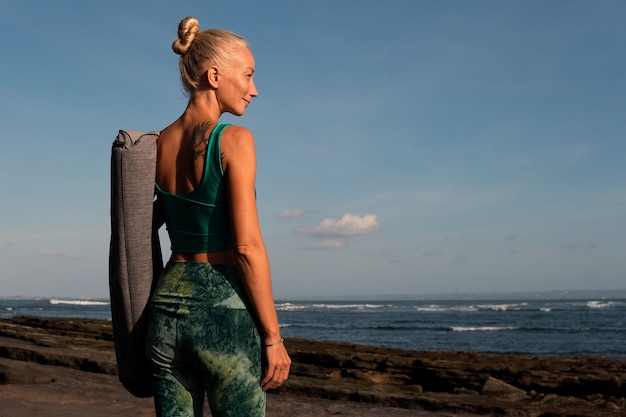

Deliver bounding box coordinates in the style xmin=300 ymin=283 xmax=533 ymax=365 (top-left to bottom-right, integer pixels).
xmin=261 ymin=341 xmax=291 ymax=390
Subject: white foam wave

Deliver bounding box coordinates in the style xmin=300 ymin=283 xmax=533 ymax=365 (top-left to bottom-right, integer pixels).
xmin=416 ymin=305 xmax=478 ymax=312
xmin=451 ymin=326 xmax=518 ymax=332
xmin=416 ymin=305 xmax=445 ymax=312
xmin=275 ymin=303 xmax=308 ymax=311
xmin=312 ymin=303 xmax=386 ymax=309
xmin=587 ymin=301 xmax=616 ymax=309
xmin=49 ymin=299 xmax=109 ymax=306
xmin=476 ymin=303 xmax=528 ymax=311
xmin=275 ymin=302 xmax=386 ymax=311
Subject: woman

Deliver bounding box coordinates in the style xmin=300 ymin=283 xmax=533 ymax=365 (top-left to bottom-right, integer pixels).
xmin=146 ymin=16 xmax=291 ymax=417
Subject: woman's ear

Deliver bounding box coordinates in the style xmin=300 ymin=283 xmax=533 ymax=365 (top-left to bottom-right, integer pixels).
xmin=206 ymin=66 xmax=220 ymax=88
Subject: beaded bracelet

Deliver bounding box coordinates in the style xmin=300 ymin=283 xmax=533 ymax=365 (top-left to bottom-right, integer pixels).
xmin=264 ymin=338 xmax=285 ymax=347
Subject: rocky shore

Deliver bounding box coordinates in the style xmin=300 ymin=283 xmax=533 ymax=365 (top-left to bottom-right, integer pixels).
xmin=1 ymin=316 xmax=625 ymax=416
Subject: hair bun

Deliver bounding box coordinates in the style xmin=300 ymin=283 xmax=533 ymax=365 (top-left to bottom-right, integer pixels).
xmin=172 ymin=16 xmax=200 ymax=56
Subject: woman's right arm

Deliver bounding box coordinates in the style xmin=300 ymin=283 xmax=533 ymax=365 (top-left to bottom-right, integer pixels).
xmin=221 ymin=125 xmax=291 ymax=390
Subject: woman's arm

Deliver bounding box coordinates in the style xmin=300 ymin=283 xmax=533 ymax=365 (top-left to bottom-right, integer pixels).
xmin=221 ymin=125 xmax=291 ymax=390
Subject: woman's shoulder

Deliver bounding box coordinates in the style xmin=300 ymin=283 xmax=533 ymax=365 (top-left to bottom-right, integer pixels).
xmin=220 ymin=124 xmax=257 ymax=167
xmin=157 ymin=120 xmax=184 ymax=143
xmin=220 ymin=124 xmax=256 ymax=148
xmin=220 ymin=123 xmax=253 ymax=139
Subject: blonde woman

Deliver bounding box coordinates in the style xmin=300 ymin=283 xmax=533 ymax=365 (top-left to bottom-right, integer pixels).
xmin=146 ymin=16 xmax=290 ymax=417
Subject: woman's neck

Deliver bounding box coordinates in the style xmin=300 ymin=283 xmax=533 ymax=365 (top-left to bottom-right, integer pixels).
xmin=182 ymin=92 xmax=221 ymax=125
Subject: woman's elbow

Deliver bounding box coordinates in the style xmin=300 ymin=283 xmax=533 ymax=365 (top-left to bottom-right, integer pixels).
xmin=233 ymin=240 xmax=265 ymax=262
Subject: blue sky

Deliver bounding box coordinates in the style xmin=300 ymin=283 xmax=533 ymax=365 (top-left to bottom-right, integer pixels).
xmin=1 ymin=0 xmax=624 ymax=298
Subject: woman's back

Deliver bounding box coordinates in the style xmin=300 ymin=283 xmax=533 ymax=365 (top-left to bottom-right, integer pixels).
xmin=156 ymin=120 xmax=236 ymax=261
xmin=156 ymin=119 xmax=210 ymax=195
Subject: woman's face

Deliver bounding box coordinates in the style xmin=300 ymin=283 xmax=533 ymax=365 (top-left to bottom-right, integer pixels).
xmin=216 ymin=47 xmax=258 ymax=116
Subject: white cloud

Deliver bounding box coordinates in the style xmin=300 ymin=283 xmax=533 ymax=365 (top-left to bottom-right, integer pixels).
xmin=304 ymin=240 xmax=347 ymax=250
xmin=278 ymin=208 xmax=305 ymax=218
xmin=295 ymin=213 xmax=380 ymax=237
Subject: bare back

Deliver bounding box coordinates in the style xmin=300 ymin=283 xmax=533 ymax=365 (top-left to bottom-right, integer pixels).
xmin=156 ymin=120 xmax=216 ymax=195
xmin=156 ymin=119 xmax=235 ymax=265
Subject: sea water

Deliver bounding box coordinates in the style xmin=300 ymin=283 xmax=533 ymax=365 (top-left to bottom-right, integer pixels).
xmin=1 ymin=295 xmax=625 ymax=358
xmin=0 ymin=297 xmax=111 ymax=320
xmin=275 ymin=298 xmax=626 ymax=358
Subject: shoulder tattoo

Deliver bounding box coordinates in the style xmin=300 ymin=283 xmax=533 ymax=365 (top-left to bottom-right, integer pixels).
xmin=192 ymin=121 xmax=214 ymax=162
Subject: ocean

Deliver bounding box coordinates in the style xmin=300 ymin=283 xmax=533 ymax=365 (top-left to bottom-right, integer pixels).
xmin=1 ymin=295 xmax=625 ymax=359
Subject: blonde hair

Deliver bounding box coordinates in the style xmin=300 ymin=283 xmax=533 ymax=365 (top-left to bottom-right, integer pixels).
xmin=172 ymin=16 xmax=249 ymax=94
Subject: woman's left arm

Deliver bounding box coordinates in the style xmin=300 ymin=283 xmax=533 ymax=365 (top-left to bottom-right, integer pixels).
xmin=221 ymin=125 xmax=291 ymax=390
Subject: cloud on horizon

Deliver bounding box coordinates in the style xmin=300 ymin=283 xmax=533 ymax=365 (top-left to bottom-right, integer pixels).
xmin=295 ymin=213 xmax=380 ymax=237
xmin=277 ymin=208 xmax=305 ymax=218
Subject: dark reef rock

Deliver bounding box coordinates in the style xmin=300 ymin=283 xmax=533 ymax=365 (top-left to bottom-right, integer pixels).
xmin=1 ymin=316 xmax=625 ymax=416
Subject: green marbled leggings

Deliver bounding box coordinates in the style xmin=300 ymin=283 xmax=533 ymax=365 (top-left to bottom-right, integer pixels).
xmin=146 ymin=261 xmax=265 ymax=417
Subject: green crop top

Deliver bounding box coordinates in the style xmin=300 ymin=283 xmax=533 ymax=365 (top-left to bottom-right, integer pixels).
xmin=155 ymin=123 xmax=233 ymax=253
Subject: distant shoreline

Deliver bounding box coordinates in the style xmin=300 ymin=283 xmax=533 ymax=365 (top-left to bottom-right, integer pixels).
xmin=280 ymin=288 xmax=626 ymax=301
xmin=4 ymin=288 xmax=626 ymax=301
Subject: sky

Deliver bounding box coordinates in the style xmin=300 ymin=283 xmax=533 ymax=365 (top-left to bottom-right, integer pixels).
xmin=1 ymin=0 xmax=625 ymax=299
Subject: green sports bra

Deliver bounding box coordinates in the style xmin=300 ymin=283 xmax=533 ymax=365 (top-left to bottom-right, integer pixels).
xmin=155 ymin=123 xmax=233 ymax=253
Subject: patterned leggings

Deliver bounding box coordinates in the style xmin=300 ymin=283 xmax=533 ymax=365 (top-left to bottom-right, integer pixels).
xmin=146 ymin=262 xmax=265 ymax=417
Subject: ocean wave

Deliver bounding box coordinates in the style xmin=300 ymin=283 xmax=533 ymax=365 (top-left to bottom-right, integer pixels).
xmin=371 ymin=325 xmax=426 ymax=331
xmin=49 ymin=299 xmax=110 ymax=306
xmin=586 ymin=300 xmax=618 ymax=309
xmin=275 ymin=303 xmax=307 ymax=311
xmin=311 ymin=303 xmax=386 ymax=310
xmin=0 ymin=296 xmax=47 ymax=300
xmin=450 ymin=326 xmax=518 ymax=332
xmin=416 ymin=305 xmax=478 ymax=312
xmin=275 ymin=302 xmax=387 ymax=311
xmin=476 ymin=303 xmax=528 ymax=311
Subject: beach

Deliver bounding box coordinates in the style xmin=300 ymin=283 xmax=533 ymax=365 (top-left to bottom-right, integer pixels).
xmin=0 ymin=360 xmax=448 ymax=417
xmin=1 ymin=316 xmax=625 ymax=417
